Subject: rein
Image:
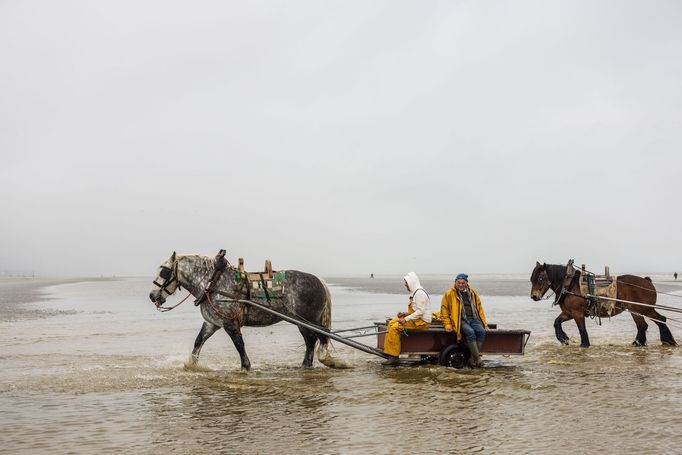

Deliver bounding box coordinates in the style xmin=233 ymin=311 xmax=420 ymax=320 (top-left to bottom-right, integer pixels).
xmin=155 ymin=291 xmax=193 ymax=312
xmin=203 ymin=290 xmax=246 ymax=323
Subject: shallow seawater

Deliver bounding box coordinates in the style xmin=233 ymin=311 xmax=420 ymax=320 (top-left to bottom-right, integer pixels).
xmin=1 ymin=276 xmax=682 ymax=454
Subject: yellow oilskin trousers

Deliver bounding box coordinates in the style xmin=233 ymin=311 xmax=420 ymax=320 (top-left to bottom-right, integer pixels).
xmin=383 ymin=303 xmax=430 ymax=357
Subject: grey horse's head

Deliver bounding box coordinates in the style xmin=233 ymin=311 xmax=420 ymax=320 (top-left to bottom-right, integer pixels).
xmin=149 ymin=251 xmax=180 ymax=305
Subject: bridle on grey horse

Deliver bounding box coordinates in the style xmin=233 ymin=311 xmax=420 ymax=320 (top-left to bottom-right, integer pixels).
xmin=153 ymin=260 xmax=181 ymax=296
xmin=152 ymin=260 xmax=193 ymax=312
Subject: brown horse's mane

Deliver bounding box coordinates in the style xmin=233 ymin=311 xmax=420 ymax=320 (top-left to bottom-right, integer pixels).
xmin=543 ymin=263 xmax=582 ymax=289
xmin=544 ymin=263 xmax=566 ymax=287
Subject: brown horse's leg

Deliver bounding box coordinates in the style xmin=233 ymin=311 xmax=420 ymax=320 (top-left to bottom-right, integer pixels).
xmin=554 ymin=312 xmax=572 ymax=345
xmin=619 ymin=274 xmax=677 ymax=346
xmin=629 ymin=312 xmax=649 ymax=346
xmin=573 ymin=314 xmax=590 ymax=347
xmin=651 ymin=313 xmax=677 ymax=346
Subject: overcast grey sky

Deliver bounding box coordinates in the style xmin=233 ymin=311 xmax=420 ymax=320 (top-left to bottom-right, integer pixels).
xmin=1 ymin=1 xmax=681 ymax=277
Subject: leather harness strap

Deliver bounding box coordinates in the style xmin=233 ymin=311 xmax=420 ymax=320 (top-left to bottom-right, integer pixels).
xmin=258 ymin=272 xmax=271 ymax=303
xmin=194 ymin=249 xmax=251 ymax=327
xmin=194 ymin=249 xmax=230 ymax=306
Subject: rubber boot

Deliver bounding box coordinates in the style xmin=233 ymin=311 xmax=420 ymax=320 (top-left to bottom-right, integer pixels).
xmin=467 ymin=342 xmax=482 ymax=368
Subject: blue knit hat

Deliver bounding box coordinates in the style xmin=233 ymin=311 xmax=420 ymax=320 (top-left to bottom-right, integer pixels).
xmin=455 ymin=273 xmax=469 ymax=281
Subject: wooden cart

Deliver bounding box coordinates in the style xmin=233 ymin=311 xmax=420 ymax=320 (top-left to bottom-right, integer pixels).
xmin=375 ymin=322 xmax=531 ymax=368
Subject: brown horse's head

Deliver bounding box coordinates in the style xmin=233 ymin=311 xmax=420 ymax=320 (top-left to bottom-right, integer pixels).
xmin=530 ymin=261 xmax=551 ymax=301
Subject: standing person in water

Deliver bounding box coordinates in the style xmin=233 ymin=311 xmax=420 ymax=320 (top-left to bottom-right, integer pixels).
xmin=675 ymin=272 xmax=678 ymax=281
xmin=440 ymin=273 xmax=489 ymax=368
xmin=381 ymin=272 xmax=432 ymax=366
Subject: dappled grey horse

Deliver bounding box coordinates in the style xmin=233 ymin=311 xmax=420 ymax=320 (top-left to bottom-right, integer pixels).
xmin=149 ymin=252 xmax=343 ymax=369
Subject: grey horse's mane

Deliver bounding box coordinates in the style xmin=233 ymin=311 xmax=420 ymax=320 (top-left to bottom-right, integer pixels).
xmin=179 ymin=254 xmax=217 ymax=273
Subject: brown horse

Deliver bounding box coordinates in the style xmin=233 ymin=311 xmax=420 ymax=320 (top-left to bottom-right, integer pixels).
xmin=530 ymin=261 xmax=677 ymax=347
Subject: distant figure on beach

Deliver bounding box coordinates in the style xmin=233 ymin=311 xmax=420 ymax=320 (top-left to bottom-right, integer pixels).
xmin=675 ymin=272 xmax=678 ymax=280
xmin=381 ymin=272 xmax=432 ymax=366
xmin=370 ymin=273 xmax=374 ymax=278
xmin=440 ymin=273 xmax=489 ymax=368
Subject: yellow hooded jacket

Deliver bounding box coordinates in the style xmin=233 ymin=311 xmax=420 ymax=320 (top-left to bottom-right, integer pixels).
xmin=440 ymin=287 xmax=487 ymax=341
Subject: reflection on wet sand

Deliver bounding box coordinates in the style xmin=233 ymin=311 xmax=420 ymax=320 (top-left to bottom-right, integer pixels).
xmin=2 ymin=277 xmax=682 ymax=454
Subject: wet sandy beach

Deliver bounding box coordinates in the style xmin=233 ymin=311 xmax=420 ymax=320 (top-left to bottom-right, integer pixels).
xmin=2 ymin=276 xmax=682 ymax=454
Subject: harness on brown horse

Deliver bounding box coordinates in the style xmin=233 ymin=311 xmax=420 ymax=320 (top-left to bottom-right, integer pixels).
xmin=552 ymin=260 xmax=620 ymax=324
xmin=581 ymin=266 xmax=619 ymax=324
xmin=550 ymin=259 xmax=577 ymax=306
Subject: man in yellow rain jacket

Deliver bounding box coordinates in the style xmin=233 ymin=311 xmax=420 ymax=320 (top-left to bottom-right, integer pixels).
xmin=440 ymin=273 xmax=489 ymax=368
xmin=382 ymin=272 xmax=432 ymax=366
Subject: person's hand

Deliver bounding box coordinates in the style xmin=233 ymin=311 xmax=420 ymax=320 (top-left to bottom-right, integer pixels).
xmin=445 ymin=325 xmax=453 ymax=332
xmin=484 ymin=325 xmax=490 ymax=332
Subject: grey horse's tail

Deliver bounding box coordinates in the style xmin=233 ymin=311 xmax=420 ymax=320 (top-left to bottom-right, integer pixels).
xmin=316 ymin=278 xmax=352 ymax=369
xmin=320 ymin=278 xmax=332 ymax=329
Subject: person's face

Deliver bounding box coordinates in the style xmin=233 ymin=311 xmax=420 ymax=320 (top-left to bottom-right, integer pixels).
xmin=404 ymin=280 xmax=410 ymax=292
xmin=454 ymin=279 xmax=468 ymax=291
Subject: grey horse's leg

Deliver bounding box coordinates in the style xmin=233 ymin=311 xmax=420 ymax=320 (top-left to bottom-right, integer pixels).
xmin=299 ymin=327 xmax=318 ymax=368
xmin=190 ymin=321 xmax=221 ymax=364
xmin=574 ymin=315 xmax=590 ymax=347
xmin=224 ymin=325 xmax=251 ymax=371
xmin=554 ymin=313 xmax=572 ymax=345
xmin=630 ymin=312 xmax=648 ymax=346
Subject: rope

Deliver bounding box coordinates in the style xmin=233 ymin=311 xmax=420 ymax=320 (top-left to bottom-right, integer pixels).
xmin=332 ymin=325 xmax=377 ymax=334
xmin=584 ymin=294 xmax=682 ymax=315
xmin=617 ymin=280 xmax=682 ymax=299
xmin=572 ymin=264 xmax=682 ymax=299
xmin=204 ymin=291 xmax=242 ymax=323
xmin=626 ymin=308 xmax=682 ymax=330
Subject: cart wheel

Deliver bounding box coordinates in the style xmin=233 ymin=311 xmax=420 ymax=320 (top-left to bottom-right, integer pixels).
xmin=439 ymin=344 xmax=469 ymax=369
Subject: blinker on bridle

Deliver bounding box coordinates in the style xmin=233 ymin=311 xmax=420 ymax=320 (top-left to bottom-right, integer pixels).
xmin=153 ymin=262 xmax=181 ymax=297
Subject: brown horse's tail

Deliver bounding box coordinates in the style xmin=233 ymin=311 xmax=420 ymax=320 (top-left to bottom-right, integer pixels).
xmin=316 ymin=279 xmax=352 ymax=369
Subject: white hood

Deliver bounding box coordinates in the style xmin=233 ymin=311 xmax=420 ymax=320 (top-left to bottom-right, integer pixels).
xmin=403 ymin=271 xmax=432 ymax=323
xmin=403 ymin=272 xmax=422 ymax=295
